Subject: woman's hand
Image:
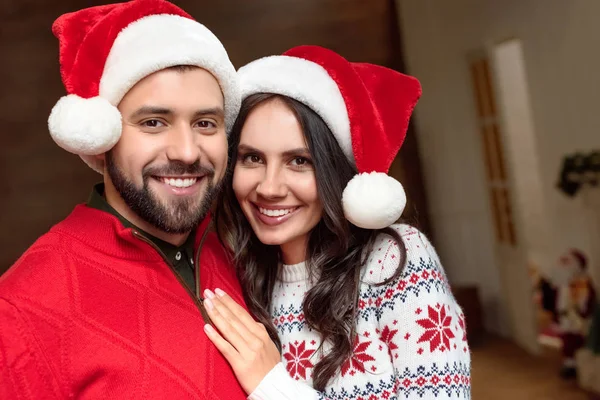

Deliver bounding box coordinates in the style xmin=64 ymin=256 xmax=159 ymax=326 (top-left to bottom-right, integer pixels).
xmin=203 ymin=288 xmax=281 ymax=395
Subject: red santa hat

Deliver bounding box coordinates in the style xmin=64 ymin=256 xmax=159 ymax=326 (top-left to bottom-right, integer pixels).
xmin=48 ymin=0 xmax=240 ymax=173
xmin=238 ymin=45 xmax=422 ymax=230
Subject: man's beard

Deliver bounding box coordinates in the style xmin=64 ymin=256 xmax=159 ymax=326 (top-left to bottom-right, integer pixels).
xmin=106 ymin=151 xmax=222 ymax=234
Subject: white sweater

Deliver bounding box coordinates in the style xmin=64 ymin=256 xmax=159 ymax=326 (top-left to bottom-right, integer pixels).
xmin=250 ymin=224 xmax=471 ymax=400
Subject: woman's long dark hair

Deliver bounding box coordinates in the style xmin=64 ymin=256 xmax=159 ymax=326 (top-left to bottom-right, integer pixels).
xmin=215 ymin=93 xmax=407 ymax=390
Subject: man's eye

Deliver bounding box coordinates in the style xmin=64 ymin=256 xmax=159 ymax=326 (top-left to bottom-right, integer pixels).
xmin=142 ymin=119 xmax=164 ymax=128
xmin=197 ymin=120 xmax=216 ymax=129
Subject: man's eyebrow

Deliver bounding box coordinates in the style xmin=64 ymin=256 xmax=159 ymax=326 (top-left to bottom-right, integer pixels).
xmin=130 ymin=106 xmax=173 ymax=119
xmin=129 ymin=106 xmax=225 ymax=120
xmin=192 ymin=107 xmax=225 ymax=119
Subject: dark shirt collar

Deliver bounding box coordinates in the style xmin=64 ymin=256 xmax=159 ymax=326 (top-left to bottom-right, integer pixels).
xmin=87 ymin=183 xmax=196 ymax=264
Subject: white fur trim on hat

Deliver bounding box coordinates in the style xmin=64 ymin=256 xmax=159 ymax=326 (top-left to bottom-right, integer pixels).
xmin=48 ymin=94 xmax=122 ymax=157
xmin=100 ymin=14 xmax=240 ymax=132
xmin=342 ymin=172 xmax=406 ymax=229
xmin=238 ymin=55 xmax=354 ymax=164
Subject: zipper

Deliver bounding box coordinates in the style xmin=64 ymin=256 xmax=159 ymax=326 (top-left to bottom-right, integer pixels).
xmin=132 ymin=230 xmax=211 ymax=324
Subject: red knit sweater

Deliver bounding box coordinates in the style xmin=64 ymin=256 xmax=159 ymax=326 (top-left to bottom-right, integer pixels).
xmin=0 ymin=204 xmax=247 ymax=399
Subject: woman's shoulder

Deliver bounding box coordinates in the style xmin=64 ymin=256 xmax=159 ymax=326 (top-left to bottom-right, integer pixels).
xmin=361 ymin=223 xmax=449 ymax=291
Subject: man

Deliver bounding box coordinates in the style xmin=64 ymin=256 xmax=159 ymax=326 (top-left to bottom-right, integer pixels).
xmin=0 ymin=1 xmax=247 ymax=398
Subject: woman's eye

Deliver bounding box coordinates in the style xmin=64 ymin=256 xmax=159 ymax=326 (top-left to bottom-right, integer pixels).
xmin=247 ymin=155 xmax=261 ymax=163
xmin=241 ymin=154 xmax=262 ymax=164
xmin=291 ymin=157 xmax=311 ymax=167
xmin=142 ymin=119 xmax=164 ymax=128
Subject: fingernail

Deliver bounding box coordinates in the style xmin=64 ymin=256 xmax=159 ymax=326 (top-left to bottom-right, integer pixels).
xmin=215 ymin=288 xmax=226 ymax=297
xmin=204 ymin=289 xmax=215 ymax=299
xmin=204 ymin=324 xmax=215 ymax=334
xmin=204 ymin=298 xmax=214 ymax=310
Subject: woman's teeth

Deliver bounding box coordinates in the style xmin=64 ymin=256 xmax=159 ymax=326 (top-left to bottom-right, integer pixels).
xmin=258 ymin=207 xmax=295 ymax=217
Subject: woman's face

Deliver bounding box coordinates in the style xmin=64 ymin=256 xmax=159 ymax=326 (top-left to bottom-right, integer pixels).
xmin=232 ymin=99 xmax=323 ymax=263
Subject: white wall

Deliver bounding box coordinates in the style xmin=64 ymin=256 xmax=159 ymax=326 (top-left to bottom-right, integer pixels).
xmin=397 ymin=0 xmax=600 ymax=334
xmin=492 ymin=39 xmax=554 ymax=274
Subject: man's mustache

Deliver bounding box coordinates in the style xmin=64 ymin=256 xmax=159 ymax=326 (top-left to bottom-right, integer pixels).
xmin=143 ymin=161 xmax=215 ymax=178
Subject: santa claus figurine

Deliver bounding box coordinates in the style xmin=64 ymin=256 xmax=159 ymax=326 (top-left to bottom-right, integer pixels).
xmin=552 ymin=248 xmax=597 ymax=379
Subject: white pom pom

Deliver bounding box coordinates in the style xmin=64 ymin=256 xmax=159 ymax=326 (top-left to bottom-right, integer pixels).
xmin=342 ymin=172 xmax=406 ymax=229
xmin=48 ymin=94 xmax=122 ymax=155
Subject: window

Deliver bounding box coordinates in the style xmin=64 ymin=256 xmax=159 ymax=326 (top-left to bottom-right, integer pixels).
xmin=469 ymin=56 xmax=517 ymax=246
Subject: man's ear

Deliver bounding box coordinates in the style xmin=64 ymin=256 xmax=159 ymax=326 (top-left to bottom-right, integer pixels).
xmin=95 ymin=153 xmax=107 ymax=174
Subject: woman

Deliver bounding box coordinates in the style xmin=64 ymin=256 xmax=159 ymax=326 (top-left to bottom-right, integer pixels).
xmin=203 ymin=45 xmax=471 ymax=399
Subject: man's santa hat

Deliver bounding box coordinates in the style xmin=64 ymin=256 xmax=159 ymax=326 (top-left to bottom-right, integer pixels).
xmin=48 ymin=0 xmax=240 ymax=173
xmin=238 ymin=45 xmax=421 ymax=230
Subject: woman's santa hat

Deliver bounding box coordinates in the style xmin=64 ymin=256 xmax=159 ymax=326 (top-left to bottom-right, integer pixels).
xmin=48 ymin=0 xmax=240 ymax=173
xmin=238 ymin=45 xmax=421 ymax=230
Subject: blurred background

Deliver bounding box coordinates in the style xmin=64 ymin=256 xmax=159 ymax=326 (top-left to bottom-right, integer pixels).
xmin=2 ymin=0 xmax=600 ymax=398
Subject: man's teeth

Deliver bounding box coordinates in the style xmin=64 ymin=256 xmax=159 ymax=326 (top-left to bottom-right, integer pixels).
xmin=162 ymin=177 xmax=197 ymax=188
xmin=259 ymin=207 xmax=295 ymax=217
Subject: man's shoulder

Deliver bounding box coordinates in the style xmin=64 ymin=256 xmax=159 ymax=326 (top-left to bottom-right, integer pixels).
xmin=198 ymin=231 xmax=235 ymax=278
xmin=197 ymin=231 xmax=245 ymax=304
xmin=0 ymin=217 xmax=86 ymax=298
xmin=200 ymin=231 xmax=231 ymax=261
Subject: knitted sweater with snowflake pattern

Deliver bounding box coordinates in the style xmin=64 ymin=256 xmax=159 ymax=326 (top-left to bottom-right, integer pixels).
xmin=250 ymin=224 xmax=471 ymax=400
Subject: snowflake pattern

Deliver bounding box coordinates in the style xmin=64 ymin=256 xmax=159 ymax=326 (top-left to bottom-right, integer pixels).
xmin=283 ymin=340 xmax=316 ymax=380
xmin=416 ymin=305 xmax=456 ymax=353
xmin=341 ymin=338 xmax=377 ymax=377
xmin=379 ymin=325 xmax=399 ymax=358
